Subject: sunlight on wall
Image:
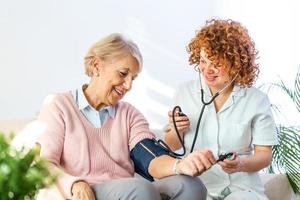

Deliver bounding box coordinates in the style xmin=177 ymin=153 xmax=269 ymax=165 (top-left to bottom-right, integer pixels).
xmin=123 ymin=16 xmax=189 ymax=130
xmin=124 ymin=68 xmax=175 ymax=130
xmin=124 ymin=0 xmax=300 ymax=129
xmin=0 ymin=0 xmax=298 ymax=129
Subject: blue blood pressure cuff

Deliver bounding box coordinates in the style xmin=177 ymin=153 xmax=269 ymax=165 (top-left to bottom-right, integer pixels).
xmin=130 ymin=138 xmax=170 ymax=182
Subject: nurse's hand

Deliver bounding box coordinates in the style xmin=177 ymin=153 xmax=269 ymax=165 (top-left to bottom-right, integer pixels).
xmin=218 ymin=153 xmax=244 ymax=174
xmin=167 ymin=110 xmax=190 ymax=135
xmin=177 ymin=149 xmax=216 ymax=176
xmin=164 ymin=110 xmax=190 ymax=151
xmin=72 ymin=181 xmax=95 ymax=200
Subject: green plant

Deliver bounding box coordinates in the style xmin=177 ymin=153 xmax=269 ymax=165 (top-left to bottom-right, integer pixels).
xmin=262 ymin=66 xmax=300 ymax=195
xmin=0 ymin=133 xmax=55 ymax=200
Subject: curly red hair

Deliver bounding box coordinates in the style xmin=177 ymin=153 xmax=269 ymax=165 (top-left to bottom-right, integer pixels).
xmin=187 ymin=19 xmax=259 ymax=87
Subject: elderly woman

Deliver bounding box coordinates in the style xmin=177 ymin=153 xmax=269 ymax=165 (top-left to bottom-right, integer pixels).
xmin=36 ymin=33 xmax=215 ymax=200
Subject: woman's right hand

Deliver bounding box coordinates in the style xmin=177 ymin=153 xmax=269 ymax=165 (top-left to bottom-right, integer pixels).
xmin=71 ymin=181 xmax=95 ymax=200
xmin=167 ymin=110 xmax=190 ymax=135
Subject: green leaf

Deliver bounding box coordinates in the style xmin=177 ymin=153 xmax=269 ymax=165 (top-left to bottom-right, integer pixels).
xmin=278 ymin=80 xmax=294 ymax=100
xmin=294 ymin=66 xmax=300 ymax=113
xmin=263 ymin=66 xmax=300 ymax=195
xmin=0 ymin=133 xmax=56 ymax=200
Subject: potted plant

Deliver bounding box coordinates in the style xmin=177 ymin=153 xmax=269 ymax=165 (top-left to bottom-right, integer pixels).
xmin=261 ymin=66 xmax=300 ymax=195
xmin=0 ymin=133 xmax=55 ymax=200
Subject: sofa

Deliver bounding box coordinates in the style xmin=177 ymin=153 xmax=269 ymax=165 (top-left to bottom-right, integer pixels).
xmin=0 ymin=118 xmax=298 ymax=200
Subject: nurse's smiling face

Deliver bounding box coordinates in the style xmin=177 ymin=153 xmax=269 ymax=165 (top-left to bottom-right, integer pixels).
xmin=198 ymin=49 xmax=231 ymax=93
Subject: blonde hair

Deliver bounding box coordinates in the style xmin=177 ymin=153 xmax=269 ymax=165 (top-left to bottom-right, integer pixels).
xmin=84 ymin=33 xmax=143 ymax=76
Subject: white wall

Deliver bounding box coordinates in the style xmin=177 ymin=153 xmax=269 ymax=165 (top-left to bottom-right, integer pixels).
xmin=1 ymin=0 xmax=299 ymax=129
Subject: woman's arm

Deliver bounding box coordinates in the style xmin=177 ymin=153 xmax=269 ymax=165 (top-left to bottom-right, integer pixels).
xmin=218 ymin=145 xmax=272 ymax=173
xmin=37 ymin=95 xmax=90 ymax=199
xmin=148 ymin=149 xmax=216 ymax=179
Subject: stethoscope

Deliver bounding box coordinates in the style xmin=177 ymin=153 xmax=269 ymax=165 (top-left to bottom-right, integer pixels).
xmin=156 ymin=69 xmax=239 ymax=158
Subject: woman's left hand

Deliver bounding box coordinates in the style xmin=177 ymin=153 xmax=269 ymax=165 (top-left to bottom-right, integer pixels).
xmin=71 ymin=181 xmax=95 ymax=200
xmin=218 ymin=153 xmax=244 ymax=174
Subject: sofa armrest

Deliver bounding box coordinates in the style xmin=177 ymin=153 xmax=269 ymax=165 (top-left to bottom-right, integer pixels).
xmin=0 ymin=118 xmax=34 ymax=135
xmin=36 ymin=184 xmax=65 ymax=200
xmin=260 ymin=173 xmax=297 ymax=200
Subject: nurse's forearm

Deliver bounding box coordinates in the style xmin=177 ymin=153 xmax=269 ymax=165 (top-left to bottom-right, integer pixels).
xmin=239 ymin=146 xmax=272 ymax=172
xmin=164 ymin=129 xmax=183 ymax=151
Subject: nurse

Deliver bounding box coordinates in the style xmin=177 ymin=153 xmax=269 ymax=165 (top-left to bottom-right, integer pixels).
xmin=164 ymin=19 xmax=278 ymax=200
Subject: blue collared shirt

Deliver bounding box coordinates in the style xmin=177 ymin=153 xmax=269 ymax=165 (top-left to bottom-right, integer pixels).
xmin=71 ymin=85 xmax=116 ymax=128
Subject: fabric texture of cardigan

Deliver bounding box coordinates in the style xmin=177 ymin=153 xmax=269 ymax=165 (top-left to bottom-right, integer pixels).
xmin=36 ymin=92 xmax=154 ymax=199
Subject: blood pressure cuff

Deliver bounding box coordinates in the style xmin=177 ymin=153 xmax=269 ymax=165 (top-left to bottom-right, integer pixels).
xmin=130 ymin=138 xmax=170 ymax=182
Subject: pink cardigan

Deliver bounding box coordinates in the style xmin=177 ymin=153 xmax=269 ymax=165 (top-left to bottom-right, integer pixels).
xmin=36 ymin=93 xmax=154 ymax=199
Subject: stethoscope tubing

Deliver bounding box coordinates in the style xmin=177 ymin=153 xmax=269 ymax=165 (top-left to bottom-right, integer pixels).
xmin=157 ymin=72 xmax=238 ymax=158
xmin=190 ymin=89 xmax=220 ymax=152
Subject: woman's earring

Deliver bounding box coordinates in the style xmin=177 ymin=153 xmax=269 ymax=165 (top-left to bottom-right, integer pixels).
xmin=95 ymin=73 xmax=99 ymax=77
xmin=194 ymin=65 xmax=200 ymax=72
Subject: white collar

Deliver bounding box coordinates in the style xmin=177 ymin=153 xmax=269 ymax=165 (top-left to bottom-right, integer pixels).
xmin=76 ymin=84 xmax=116 ymax=118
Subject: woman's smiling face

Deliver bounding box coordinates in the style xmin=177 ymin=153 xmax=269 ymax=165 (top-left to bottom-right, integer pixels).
xmin=95 ymin=55 xmax=139 ymax=106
